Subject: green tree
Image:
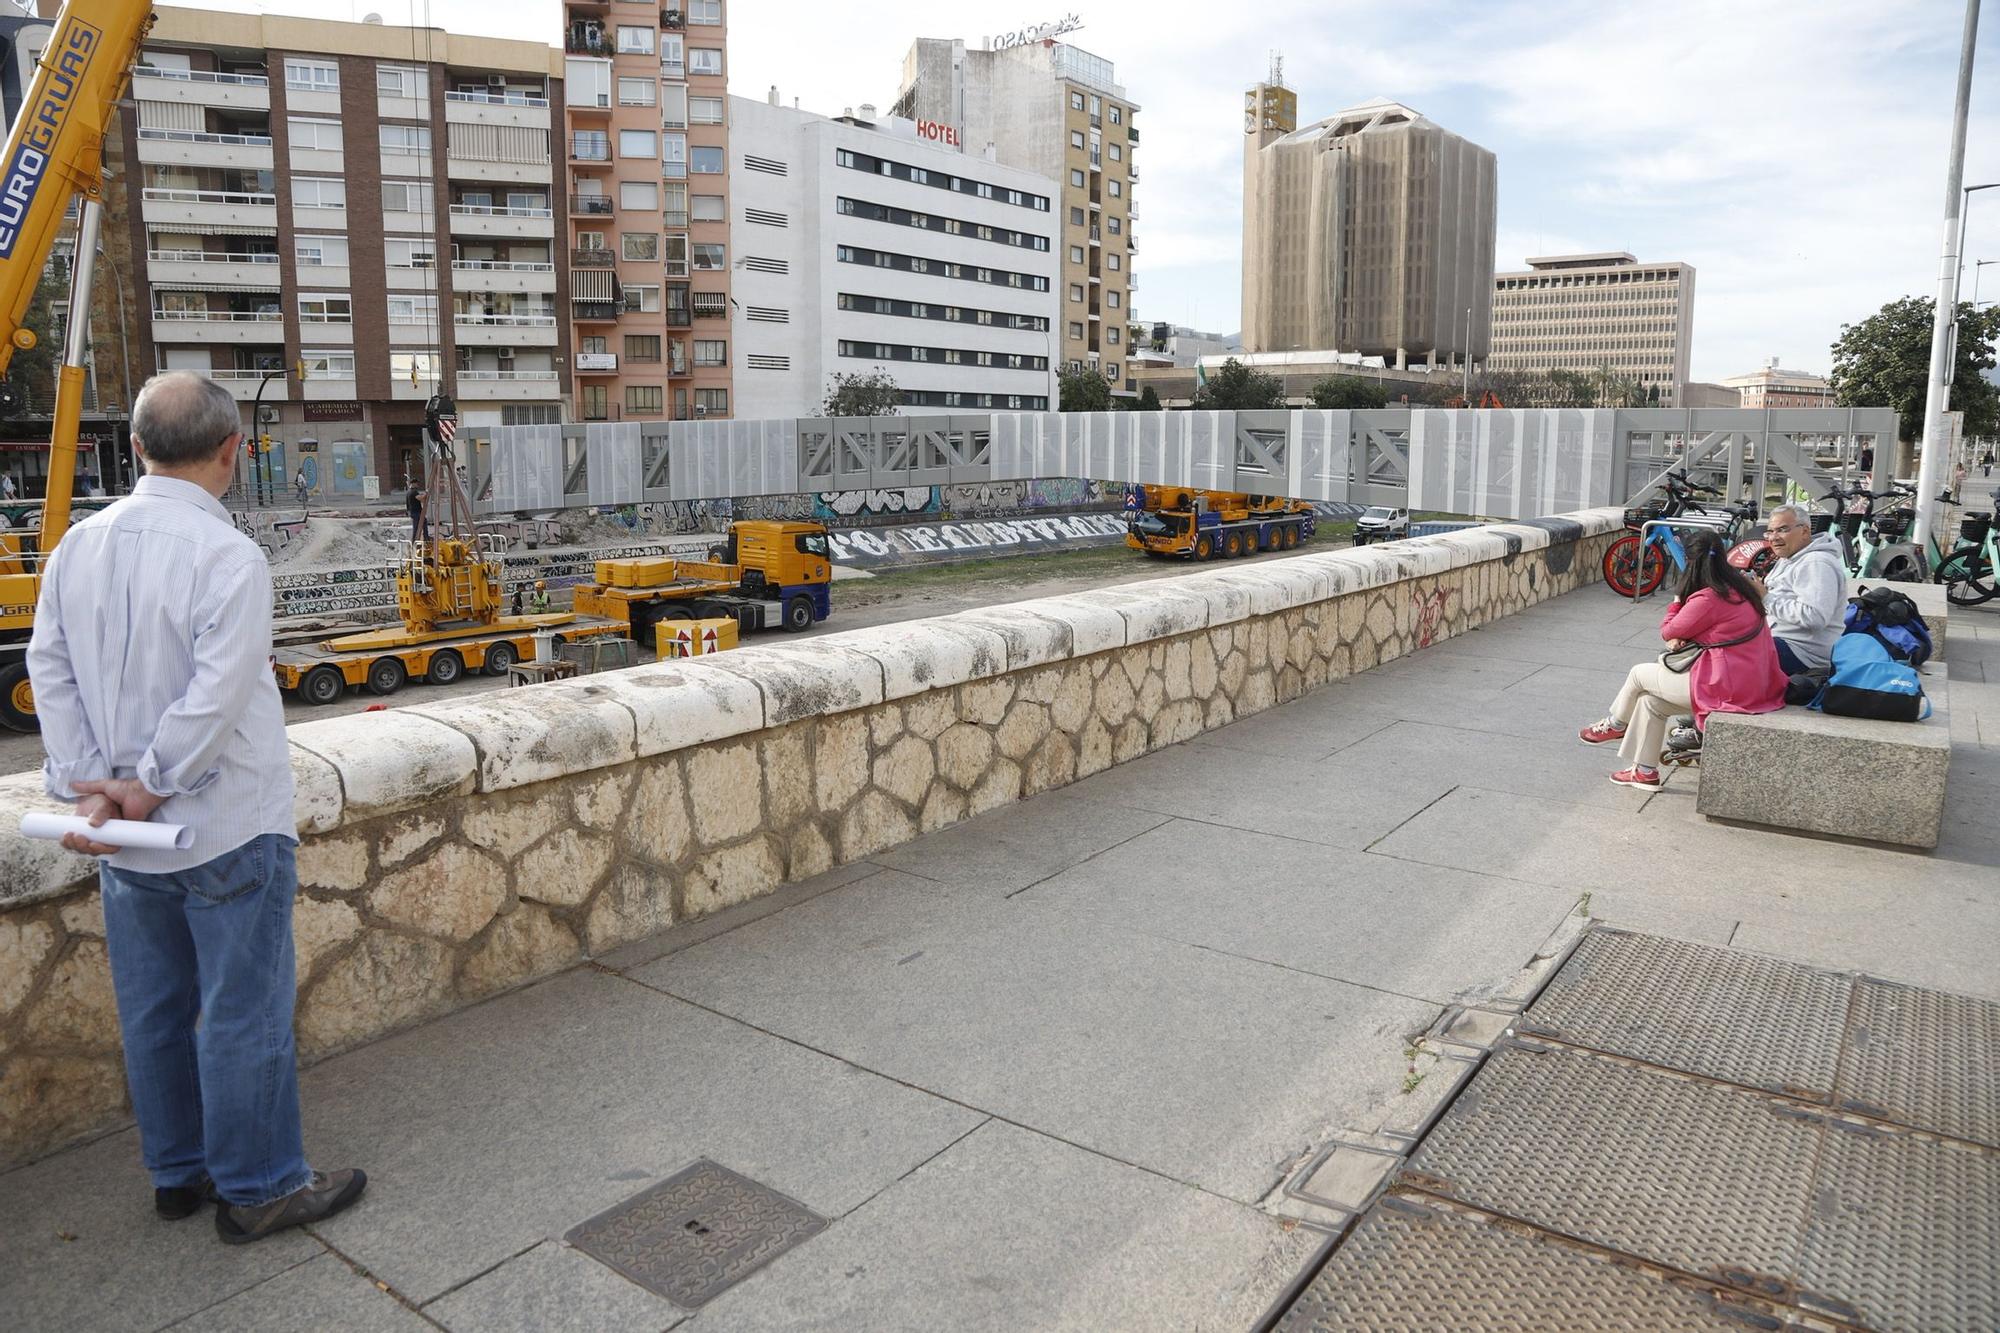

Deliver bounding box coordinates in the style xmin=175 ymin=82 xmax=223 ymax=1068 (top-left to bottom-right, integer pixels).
xmin=1830 ymin=295 xmax=2000 ymax=440
xmin=1191 ymin=357 xmax=1285 ymax=410
xmin=1589 ymin=363 xmax=1648 ymax=408
xmin=1308 ymin=375 xmax=1389 ymax=410
xmin=1137 ymin=384 xmax=1163 ymax=411
xmin=821 ymin=369 xmax=902 ymax=417
xmin=1058 ymin=362 xmax=1113 ymax=412
xmin=3 ymin=268 xmax=67 ymax=419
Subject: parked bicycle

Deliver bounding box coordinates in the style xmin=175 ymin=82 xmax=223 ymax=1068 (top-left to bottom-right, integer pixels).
xmin=1817 ymin=480 xmax=1925 ymax=582
xmin=1603 ymin=472 xmax=1770 ymax=597
xmin=1934 ymin=487 xmax=2000 ymax=604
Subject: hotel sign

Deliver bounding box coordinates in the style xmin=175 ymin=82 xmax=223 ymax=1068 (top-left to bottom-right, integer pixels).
xmin=986 ymin=13 xmax=1083 ymax=51
xmin=916 ymin=119 xmax=960 ymax=149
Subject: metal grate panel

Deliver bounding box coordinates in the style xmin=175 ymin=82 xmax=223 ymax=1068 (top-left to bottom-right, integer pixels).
xmin=565 ymin=1159 xmax=826 ymax=1309
xmin=1835 ymin=979 xmax=2000 ymax=1148
xmin=1402 ymin=1041 xmax=1823 ymax=1294
xmin=1275 ymin=1195 xmax=1775 ymax=1332
xmin=1517 ymin=928 xmax=1850 ymax=1099
xmin=1796 ymin=1119 xmax=2000 ymax=1331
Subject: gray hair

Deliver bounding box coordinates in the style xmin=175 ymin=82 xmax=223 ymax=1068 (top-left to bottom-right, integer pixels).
xmin=1768 ymin=502 xmax=1813 ymax=529
xmin=131 ymin=372 xmax=242 ymax=466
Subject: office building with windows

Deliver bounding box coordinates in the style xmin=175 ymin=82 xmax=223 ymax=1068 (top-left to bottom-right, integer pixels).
xmin=1721 ymin=358 xmax=1835 ymax=408
xmin=892 ymin=37 xmax=1140 ymax=397
xmin=727 ymin=95 xmax=1058 ymax=418
xmin=563 ymin=0 xmax=731 ymax=422
xmin=111 ymin=6 xmax=564 ymax=489
xmin=1490 ymin=252 xmax=1696 ymax=406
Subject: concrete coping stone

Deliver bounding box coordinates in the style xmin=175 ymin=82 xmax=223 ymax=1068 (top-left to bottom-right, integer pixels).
xmin=0 ymin=506 xmax=1626 ymax=903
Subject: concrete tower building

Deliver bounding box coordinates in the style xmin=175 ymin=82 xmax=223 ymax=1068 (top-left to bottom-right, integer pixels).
xmin=563 ymin=0 xmax=732 ymax=422
xmin=893 ymin=35 xmax=1141 ymax=396
xmin=1240 ymin=85 xmax=1496 ymax=369
xmin=1490 ymin=253 xmax=1696 ymax=406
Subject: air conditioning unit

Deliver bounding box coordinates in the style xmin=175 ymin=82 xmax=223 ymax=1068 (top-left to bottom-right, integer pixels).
xmin=487 ymin=75 xmax=508 ymax=88
xmin=496 ymin=347 xmax=516 ymax=359
xmin=694 ymin=404 xmax=707 ymax=416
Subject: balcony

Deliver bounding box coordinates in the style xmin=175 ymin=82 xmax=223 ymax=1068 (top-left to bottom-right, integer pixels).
xmin=447 ymin=203 xmax=555 ymax=239
xmin=296 ymin=317 xmax=355 ymax=345
xmin=146 ymin=248 xmax=283 ymax=289
xmin=444 ymin=90 xmax=551 ymax=131
xmin=447 ymin=88 xmax=549 ymax=109
xmin=132 ymin=65 xmax=269 ymax=111
xmin=569 ymin=194 xmax=614 ymax=217
xmin=451 ymin=260 xmax=556 ymax=293
xmin=137 ymin=127 xmax=274 ymax=171
xmin=565 ymin=34 xmax=613 ymax=57
xmin=1128 ymin=125 xmax=1139 ymax=142
xmin=445 ymin=154 xmax=549 ymax=185
xmin=149 ymin=310 xmax=284 ymax=344
xmin=569 ymin=134 xmax=612 ymax=162
xmin=573 ymin=302 xmax=621 ymax=322
xmin=207 ymin=368 xmax=289 ymax=402
xmin=575 ymin=352 xmax=618 ymax=373
xmin=456 ymin=369 xmax=562 ymax=401
xmin=455 ymin=315 xmax=558 ymax=346
xmin=571 ymin=247 xmax=616 ymax=268
xmin=140 ymin=187 xmax=277 ymax=232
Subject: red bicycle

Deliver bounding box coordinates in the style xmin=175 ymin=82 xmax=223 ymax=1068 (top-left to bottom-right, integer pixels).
xmin=1603 ymin=472 xmax=1773 ymax=597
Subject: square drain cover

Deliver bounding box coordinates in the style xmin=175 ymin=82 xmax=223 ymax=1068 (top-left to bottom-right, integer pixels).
xmin=566 ymin=1159 xmax=827 ymax=1309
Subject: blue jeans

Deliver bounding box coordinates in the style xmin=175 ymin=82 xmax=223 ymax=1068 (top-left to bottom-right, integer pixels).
xmin=99 ymin=834 xmax=309 ymax=1207
xmin=1774 ymin=637 xmax=1811 ymax=675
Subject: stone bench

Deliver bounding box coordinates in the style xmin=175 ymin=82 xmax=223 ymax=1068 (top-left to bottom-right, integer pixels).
xmin=1696 ymin=665 xmax=1950 ymax=848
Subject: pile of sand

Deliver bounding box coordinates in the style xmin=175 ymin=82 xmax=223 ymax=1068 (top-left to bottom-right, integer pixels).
xmin=267 ymin=516 xmax=405 ymax=571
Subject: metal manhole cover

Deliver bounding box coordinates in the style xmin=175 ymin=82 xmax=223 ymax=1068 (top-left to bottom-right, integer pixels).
xmin=1519 ymin=928 xmax=1850 ymax=1099
xmin=565 ymin=1159 xmax=827 ymax=1309
xmin=1835 ymin=979 xmax=2000 ymax=1148
xmin=1274 ymin=1195 xmax=1773 ymax=1331
xmin=1402 ymin=1041 xmax=1823 ymax=1294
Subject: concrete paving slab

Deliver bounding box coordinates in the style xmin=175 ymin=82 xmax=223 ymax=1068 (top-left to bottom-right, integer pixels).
xmin=593 ymin=859 xmax=888 ymax=972
xmin=425 ymin=1242 xmax=683 ymax=1333
xmin=1321 ymin=720 xmax=1653 ymax=812
xmin=1197 ymin=696 xmax=1403 ymax=762
xmin=1320 ymin=674 xmax=1600 ymax=742
xmin=872 ymin=790 xmax=1172 ymax=897
xmin=1435 ymin=628 xmax=1658 ymax=674
xmin=0 ymin=1128 xmax=321 ymax=1333
xmin=164 ymin=1252 xmax=429 ymax=1332
xmin=1729 ymin=917 xmax=2000 ymax=1001
xmin=1499 ymin=662 xmax=1635 ymax=700
xmin=686 ymin=1121 xmax=1320 ymax=1333
xmin=298 ymin=967 xmax=983 ymax=1305
xmin=1018 ymin=817 xmax=1580 ymax=1005
xmin=1576 ymin=895 xmax=1739 ymax=946
xmin=636 ymin=871 xmax=1434 ymax=1203
xmin=1079 ymin=738 xmax=1453 ymax=851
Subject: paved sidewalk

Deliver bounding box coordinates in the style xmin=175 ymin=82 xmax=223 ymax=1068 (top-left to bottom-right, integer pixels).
xmin=3 ymin=586 xmax=1995 ymax=1331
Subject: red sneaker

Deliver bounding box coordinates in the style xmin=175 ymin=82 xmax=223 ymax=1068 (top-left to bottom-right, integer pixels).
xmin=1609 ymin=766 xmax=1662 ymax=789
xmin=1579 ymin=718 xmax=1628 ymax=745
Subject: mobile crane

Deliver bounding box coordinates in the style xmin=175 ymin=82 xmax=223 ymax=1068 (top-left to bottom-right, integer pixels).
xmin=269 ymin=392 xmax=630 ymax=703
xmin=1124 ymin=487 xmax=1316 ymax=560
xmin=0 ymin=0 xmax=157 ymax=730
xmin=573 ymin=520 xmax=833 ymax=648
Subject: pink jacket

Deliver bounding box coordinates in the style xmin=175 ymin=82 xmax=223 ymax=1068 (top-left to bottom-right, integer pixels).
xmin=1660 ymin=589 xmax=1788 ymax=728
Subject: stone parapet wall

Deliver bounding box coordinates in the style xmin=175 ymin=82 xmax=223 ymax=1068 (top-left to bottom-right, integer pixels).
xmin=0 ymin=509 xmax=1623 ymax=1165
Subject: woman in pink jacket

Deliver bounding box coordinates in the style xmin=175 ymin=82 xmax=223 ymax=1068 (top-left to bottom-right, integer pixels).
xmin=1579 ymin=530 xmax=1788 ymax=788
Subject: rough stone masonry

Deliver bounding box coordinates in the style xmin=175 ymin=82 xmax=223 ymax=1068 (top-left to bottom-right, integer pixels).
xmin=0 ymin=510 xmax=1622 ymax=1165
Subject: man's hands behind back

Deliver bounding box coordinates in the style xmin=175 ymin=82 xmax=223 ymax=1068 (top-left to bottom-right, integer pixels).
xmin=62 ymin=778 xmax=167 ymax=855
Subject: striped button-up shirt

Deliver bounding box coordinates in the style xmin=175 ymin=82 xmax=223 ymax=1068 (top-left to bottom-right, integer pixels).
xmin=29 ymin=475 xmax=295 ymax=872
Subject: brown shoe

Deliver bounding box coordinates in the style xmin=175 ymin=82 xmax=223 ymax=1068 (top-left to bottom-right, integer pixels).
xmin=214 ymin=1169 xmax=367 ymax=1245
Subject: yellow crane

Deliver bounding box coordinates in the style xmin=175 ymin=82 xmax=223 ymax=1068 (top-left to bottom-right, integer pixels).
xmin=0 ymin=0 xmax=156 ymax=730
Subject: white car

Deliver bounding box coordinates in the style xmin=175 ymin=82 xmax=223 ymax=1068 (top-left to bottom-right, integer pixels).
xmin=1353 ymin=506 xmax=1409 ymax=545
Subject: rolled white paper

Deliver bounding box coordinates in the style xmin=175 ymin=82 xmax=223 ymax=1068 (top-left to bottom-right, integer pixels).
xmin=19 ymin=812 xmax=194 ymax=852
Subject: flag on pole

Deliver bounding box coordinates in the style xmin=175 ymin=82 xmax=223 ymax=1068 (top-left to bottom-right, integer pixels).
xmin=1195 ymin=360 xmax=1209 ymax=395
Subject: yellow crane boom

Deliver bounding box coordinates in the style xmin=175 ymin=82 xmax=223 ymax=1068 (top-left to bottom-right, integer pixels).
xmin=0 ymin=0 xmax=157 ymax=731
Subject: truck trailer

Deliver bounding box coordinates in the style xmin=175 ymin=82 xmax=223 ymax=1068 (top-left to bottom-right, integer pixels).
xmin=1124 ymin=488 xmax=1316 ymax=560
xmin=573 ymin=520 xmax=833 ymax=646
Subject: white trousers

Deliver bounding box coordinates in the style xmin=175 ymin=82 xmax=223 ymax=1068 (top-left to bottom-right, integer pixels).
xmin=1610 ymin=660 xmax=1694 ymax=767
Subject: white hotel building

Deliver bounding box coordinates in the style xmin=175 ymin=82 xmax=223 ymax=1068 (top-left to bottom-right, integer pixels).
xmin=727 ymin=94 xmax=1060 ymax=418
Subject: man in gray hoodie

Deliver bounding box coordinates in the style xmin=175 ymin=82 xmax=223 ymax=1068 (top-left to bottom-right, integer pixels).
xmin=1752 ymin=503 xmax=1845 ymax=672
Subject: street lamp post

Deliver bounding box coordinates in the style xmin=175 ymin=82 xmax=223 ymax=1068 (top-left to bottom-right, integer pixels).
xmin=1973 ymin=258 xmax=2000 ymax=306
xmin=1913 ymin=0 xmax=1983 ymax=556
xmin=249 ymin=369 xmax=284 ymax=506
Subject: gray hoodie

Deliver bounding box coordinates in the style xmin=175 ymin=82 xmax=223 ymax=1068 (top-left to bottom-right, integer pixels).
xmin=1762 ymin=531 xmax=1845 ymax=667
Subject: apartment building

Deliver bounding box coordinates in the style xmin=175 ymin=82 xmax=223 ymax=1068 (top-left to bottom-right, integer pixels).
xmin=563 ymin=0 xmax=731 ymax=422
xmin=1490 ymin=252 xmax=1696 ymax=406
xmin=112 ymin=7 xmax=564 ymax=490
xmin=1242 ymin=87 xmax=1496 ymax=369
xmin=1721 ymin=358 xmax=1836 ymax=408
xmin=727 ymin=95 xmax=1058 ymax=419
xmin=893 ymin=38 xmax=1141 ymax=397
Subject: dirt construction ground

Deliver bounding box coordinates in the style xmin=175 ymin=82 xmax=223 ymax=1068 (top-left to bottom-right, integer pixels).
xmin=0 ymin=536 xmax=1358 ymax=777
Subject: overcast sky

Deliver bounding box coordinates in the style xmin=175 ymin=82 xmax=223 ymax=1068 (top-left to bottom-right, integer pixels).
xmin=195 ymin=0 xmax=2000 ymax=381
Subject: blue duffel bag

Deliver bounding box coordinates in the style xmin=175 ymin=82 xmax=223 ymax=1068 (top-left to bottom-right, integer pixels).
xmin=1810 ymin=633 xmax=1929 ymax=722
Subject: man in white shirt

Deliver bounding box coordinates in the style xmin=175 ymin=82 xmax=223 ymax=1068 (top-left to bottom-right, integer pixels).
xmin=29 ymin=371 xmax=364 ymax=1245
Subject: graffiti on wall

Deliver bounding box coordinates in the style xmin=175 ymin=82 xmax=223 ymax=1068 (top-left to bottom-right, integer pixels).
xmin=813 ymin=487 xmax=939 ymax=520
